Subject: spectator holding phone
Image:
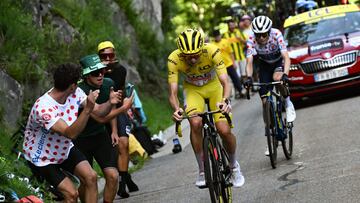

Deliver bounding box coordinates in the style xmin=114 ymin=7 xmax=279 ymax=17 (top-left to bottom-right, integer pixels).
xmin=98 ymin=41 xmax=139 ymax=198
xmin=22 ymin=63 xmax=112 ymax=203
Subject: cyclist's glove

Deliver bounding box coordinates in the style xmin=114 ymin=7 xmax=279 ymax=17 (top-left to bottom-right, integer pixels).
xmin=244 ymin=77 xmax=253 ymax=88
xmin=281 ymin=73 xmax=289 ymax=84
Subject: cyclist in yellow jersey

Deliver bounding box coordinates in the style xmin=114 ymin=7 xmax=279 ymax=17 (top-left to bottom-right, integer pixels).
xmin=211 ymin=29 xmax=243 ymax=99
xmin=168 ymin=28 xmax=244 ymax=188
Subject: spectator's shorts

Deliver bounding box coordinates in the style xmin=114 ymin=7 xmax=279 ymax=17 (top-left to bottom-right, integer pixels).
xmin=27 ymin=146 xmax=87 ymax=187
xmin=117 ymin=113 xmax=132 ymax=137
xmin=73 ymin=132 xmax=118 ymax=170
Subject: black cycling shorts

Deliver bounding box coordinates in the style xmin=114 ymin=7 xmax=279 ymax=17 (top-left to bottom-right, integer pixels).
xmin=116 ymin=113 xmax=132 ymax=137
xmin=73 ymin=131 xmax=118 ymax=169
xmin=257 ymin=59 xmax=283 ymax=97
xmin=27 ymin=146 xmax=87 ymax=188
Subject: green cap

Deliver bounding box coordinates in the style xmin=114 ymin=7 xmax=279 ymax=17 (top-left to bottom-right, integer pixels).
xmin=80 ymin=54 xmax=106 ymax=75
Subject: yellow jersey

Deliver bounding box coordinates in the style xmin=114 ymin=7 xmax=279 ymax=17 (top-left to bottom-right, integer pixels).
xmin=167 ymin=43 xmax=227 ymax=87
xmin=223 ymin=28 xmax=246 ymax=61
xmin=211 ymin=38 xmax=234 ymax=68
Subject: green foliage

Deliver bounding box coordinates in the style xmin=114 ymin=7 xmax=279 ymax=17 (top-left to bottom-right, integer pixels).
xmin=172 ymin=0 xmax=234 ymax=35
xmin=0 ymin=126 xmax=54 ymax=202
xmin=0 ymin=0 xmax=130 ymax=86
xmin=115 ymin=0 xmax=174 ymax=89
xmin=141 ymin=93 xmax=173 ymax=134
xmin=0 ymin=0 xmax=46 ymax=83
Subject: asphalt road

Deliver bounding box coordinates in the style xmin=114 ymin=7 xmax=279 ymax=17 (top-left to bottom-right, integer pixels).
xmin=115 ymin=89 xmax=360 ymax=203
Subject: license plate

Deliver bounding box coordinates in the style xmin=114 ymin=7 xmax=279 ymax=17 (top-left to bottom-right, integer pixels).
xmin=314 ymin=68 xmax=349 ymax=82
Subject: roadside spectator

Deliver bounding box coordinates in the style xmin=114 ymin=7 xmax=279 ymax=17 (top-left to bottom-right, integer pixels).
xmin=223 ymin=19 xmax=248 ymax=97
xmin=74 ymin=54 xmax=126 ymax=203
xmin=98 ymin=41 xmax=139 ymax=198
xmin=240 ymin=15 xmax=253 ymax=36
xmin=211 ymin=29 xmax=243 ymax=99
xmin=126 ymin=89 xmax=158 ymax=155
xmin=22 ymin=63 xmax=112 ymax=203
xmin=240 ymin=15 xmax=260 ymax=92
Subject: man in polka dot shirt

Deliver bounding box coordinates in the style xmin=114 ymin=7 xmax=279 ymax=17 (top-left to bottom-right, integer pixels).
xmin=23 ymin=63 xmax=121 ymax=203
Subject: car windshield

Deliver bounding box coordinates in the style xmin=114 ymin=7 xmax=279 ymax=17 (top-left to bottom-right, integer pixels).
xmin=284 ymin=11 xmax=360 ymax=47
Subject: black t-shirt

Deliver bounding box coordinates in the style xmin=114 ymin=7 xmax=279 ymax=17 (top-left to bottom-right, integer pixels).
xmin=105 ymin=62 xmax=127 ymax=91
xmin=78 ymin=78 xmax=114 ymax=137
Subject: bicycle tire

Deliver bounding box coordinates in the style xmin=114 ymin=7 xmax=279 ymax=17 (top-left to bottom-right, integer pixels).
xmin=282 ymin=123 xmax=293 ymax=159
xmin=217 ymin=139 xmax=232 ymax=203
xmin=265 ymin=101 xmax=277 ymax=169
xmin=203 ymin=136 xmax=218 ymax=203
xmin=280 ymin=100 xmax=293 ymax=159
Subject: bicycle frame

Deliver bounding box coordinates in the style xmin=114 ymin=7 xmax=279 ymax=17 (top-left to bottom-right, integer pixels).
xmin=253 ymin=82 xmax=287 ymax=141
xmin=175 ymin=107 xmax=233 ymax=203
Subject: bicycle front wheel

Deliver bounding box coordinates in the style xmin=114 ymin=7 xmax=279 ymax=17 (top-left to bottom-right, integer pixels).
xmin=217 ymin=138 xmax=232 ymax=203
xmin=265 ymin=101 xmax=277 ymax=169
xmin=282 ymin=122 xmax=293 ymax=159
xmin=203 ymin=136 xmax=219 ymax=203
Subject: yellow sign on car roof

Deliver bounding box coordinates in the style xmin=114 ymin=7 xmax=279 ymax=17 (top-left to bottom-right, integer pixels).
xmin=284 ymin=4 xmax=360 ymax=28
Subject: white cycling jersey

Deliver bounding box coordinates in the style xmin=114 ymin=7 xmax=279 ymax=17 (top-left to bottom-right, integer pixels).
xmin=246 ymin=28 xmax=287 ymax=64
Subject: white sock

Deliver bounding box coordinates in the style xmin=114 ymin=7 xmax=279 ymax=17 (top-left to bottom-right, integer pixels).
xmin=229 ymin=153 xmax=237 ymax=168
xmin=285 ymin=96 xmax=293 ymax=108
xmin=195 ymin=152 xmax=204 ymax=173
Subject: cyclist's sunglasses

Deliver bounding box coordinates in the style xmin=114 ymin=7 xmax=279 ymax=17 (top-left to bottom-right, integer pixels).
xmin=90 ymin=68 xmax=106 ymax=77
xmin=183 ymin=52 xmax=201 ymax=60
xmin=255 ymin=32 xmax=269 ymax=39
xmin=99 ymin=52 xmax=116 ymax=61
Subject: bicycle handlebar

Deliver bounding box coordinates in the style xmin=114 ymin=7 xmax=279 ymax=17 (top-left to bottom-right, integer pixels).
xmin=252 ymin=81 xmax=282 ymax=86
xmin=245 ymin=81 xmax=284 ymax=100
xmin=175 ymin=108 xmax=232 ymax=137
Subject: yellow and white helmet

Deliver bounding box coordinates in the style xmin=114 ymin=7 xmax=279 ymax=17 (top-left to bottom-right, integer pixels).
xmin=177 ymin=29 xmax=204 ymax=55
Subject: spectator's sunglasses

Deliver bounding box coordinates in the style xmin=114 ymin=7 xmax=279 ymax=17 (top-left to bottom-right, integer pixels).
xmin=99 ymin=52 xmax=116 ymax=61
xmin=90 ymin=68 xmax=106 ymax=77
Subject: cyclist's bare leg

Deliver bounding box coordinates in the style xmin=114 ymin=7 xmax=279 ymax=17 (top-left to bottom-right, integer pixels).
xmin=215 ymin=121 xmax=237 ymax=167
xmin=57 ymin=177 xmax=78 ymax=203
xmin=189 ymin=116 xmax=204 ymax=172
xmin=102 ymin=168 xmax=119 ymax=202
xmin=73 ymin=160 xmax=98 ymax=203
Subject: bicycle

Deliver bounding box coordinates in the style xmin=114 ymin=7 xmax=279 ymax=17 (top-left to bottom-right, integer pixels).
xmin=246 ymin=81 xmax=293 ymax=169
xmin=175 ymin=100 xmax=233 ymax=203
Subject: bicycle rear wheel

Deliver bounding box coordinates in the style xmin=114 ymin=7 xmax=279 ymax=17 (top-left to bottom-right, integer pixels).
xmin=265 ymin=101 xmax=277 ymax=169
xmin=203 ymin=136 xmax=220 ymax=203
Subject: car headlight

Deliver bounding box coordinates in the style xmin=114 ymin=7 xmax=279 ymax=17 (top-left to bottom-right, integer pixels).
xmin=290 ymin=64 xmax=300 ymax=71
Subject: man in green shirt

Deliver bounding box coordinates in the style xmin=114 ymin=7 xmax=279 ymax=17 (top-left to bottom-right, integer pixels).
xmin=74 ymin=54 xmax=132 ymax=203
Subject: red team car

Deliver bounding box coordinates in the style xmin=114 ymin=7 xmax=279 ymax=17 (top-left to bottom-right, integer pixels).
xmin=284 ymin=4 xmax=360 ymax=101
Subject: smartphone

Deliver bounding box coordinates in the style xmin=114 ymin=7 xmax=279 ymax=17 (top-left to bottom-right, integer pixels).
xmin=125 ymin=83 xmax=134 ymax=98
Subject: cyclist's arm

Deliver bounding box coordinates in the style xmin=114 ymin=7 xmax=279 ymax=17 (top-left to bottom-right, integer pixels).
xmin=246 ymin=55 xmax=254 ymax=77
xmin=168 ymin=82 xmax=180 ymax=111
xmin=167 ymin=53 xmax=180 ymax=111
xmin=218 ymin=74 xmax=231 ymax=100
xmin=281 ymin=51 xmax=290 ymax=75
